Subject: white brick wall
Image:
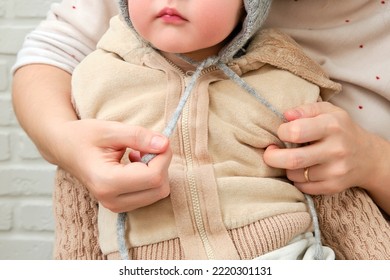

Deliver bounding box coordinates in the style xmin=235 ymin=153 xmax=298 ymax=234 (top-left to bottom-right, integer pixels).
xmin=0 ymin=0 xmax=60 ymax=260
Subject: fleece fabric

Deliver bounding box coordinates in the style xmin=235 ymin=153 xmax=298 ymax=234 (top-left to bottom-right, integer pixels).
xmin=66 ymin=16 xmax=342 ymax=259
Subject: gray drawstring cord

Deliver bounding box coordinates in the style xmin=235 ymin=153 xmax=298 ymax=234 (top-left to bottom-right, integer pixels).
xmin=117 ymin=55 xmax=324 ymax=260
xmin=305 ymin=194 xmax=324 ymax=260
xmin=117 ymin=209 xmax=129 ymax=259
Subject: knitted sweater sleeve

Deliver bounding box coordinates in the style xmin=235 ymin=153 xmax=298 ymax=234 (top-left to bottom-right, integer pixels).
xmin=12 ymin=0 xmax=118 ymax=74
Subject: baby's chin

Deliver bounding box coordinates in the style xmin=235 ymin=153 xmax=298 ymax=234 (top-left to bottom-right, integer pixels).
xmin=159 ymin=47 xmax=221 ymax=63
xmin=154 ymin=44 xmax=197 ymax=55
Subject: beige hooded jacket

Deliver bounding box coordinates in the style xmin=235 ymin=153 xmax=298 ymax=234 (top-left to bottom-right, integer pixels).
xmin=66 ymin=15 xmax=342 ymax=259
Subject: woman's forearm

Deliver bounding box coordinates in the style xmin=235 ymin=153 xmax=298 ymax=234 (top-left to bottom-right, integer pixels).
xmin=12 ymin=64 xmax=76 ymax=165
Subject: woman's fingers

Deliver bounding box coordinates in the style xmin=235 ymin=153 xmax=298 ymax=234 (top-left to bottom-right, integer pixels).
xmin=264 ymin=143 xmax=328 ymax=170
xmin=86 ymin=144 xmax=172 ymax=213
xmin=264 ymin=101 xmax=372 ymax=196
xmin=58 ymin=119 xmax=173 ymax=213
xmin=97 ymin=121 xmax=169 ymax=153
xmin=283 ymin=102 xmax=339 ymax=122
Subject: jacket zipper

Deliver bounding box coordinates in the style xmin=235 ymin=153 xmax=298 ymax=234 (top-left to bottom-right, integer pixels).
xmin=182 ymin=75 xmax=215 ymax=259
xmin=166 ymin=57 xmax=218 ymax=259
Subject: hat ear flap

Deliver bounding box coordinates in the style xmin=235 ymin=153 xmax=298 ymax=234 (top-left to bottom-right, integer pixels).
xmin=219 ymin=0 xmax=273 ymax=62
xmin=118 ymin=0 xmax=132 ymax=27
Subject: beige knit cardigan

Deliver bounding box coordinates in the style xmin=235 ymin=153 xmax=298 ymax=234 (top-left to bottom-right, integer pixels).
xmin=54 ymin=169 xmax=390 ymax=260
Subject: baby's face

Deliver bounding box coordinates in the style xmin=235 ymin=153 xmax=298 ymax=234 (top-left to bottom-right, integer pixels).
xmin=128 ymin=0 xmax=243 ymax=61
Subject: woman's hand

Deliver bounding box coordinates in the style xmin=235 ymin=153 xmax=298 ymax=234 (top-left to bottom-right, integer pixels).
xmin=13 ymin=65 xmax=172 ymax=213
xmin=264 ymin=102 xmax=390 ymax=214
xmin=54 ymin=119 xmax=172 ymax=213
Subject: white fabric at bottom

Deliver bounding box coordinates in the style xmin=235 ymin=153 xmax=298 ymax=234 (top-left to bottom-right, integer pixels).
xmin=254 ymin=232 xmax=335 ymax=260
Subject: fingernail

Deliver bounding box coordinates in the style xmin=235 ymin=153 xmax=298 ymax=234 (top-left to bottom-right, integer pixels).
xmin=150 ymin=135 xmax=166 ymax=150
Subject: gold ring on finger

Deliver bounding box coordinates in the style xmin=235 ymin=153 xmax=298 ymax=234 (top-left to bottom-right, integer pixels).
xmin=304 ymin=167 xmax=310 ymax=182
